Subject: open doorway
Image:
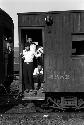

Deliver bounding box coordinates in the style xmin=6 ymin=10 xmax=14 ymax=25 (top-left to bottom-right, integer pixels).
xmin=21 ymin=28 xmax=44 ymax=92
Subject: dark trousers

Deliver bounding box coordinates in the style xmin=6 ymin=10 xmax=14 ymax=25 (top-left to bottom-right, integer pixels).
xmin=33 ymin=74 xmax=43 ymax=89
xmin=23 ymin=62 xmax=34 ymax=90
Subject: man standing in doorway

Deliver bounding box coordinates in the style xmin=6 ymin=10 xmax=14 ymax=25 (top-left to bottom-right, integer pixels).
xmin=26 ymin=37 xmax=37 ymax=69
xmin=20 ymin=42 xmax=35 ymax=94
xmin=20 ymin=38 xmax=40 ymax=95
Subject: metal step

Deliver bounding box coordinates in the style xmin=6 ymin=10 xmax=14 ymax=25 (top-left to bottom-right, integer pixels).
xmin=22 ymin=96 xmax=45 ymax=100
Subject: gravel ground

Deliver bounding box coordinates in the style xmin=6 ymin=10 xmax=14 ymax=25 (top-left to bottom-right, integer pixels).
xmin=0 ymin=112 xmax=84 ymax=125
xmin=0 ymin=79 xmax=84 ymax=125
xmin=0 ymin=102 xmax=84 ymax=125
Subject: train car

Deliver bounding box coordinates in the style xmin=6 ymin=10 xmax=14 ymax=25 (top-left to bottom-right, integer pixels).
xmin=0 ymin=8 xmax=14 ymax=92
xmin=18 ymin=10 xmax=84 ymax=110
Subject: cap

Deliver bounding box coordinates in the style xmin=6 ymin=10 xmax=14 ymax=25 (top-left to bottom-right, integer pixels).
xmin=27 ymin=37 xmax=32 ymax=43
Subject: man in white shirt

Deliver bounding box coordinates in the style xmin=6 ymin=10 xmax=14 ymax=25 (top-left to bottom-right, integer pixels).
xmin=26 ymin=37 xmax=38 ymax=69
xmin=21 ymin=41 xmax=42 ymax=93
xmin=20 ymin=42 xmax=34 ymax=93
xmin=33 ymin=65 xmax=43 ymax=75
xmin=33 ymin=64 xmax=43 ymax=90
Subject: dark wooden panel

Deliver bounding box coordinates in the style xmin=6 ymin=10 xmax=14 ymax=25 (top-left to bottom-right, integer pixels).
xmin=44 ymin=13 xmax=67 ymax=92
xmin=42 ymin=12 xmax=73 ymax=92
xmin=60 ymin=13 xmax=72 ymax=92
xmin=72 ymin=12 xmax=84 ymax=32
xmin=73 ymin=13 xmax=81 ymax=32
xmin=18 ymin=14 xmax=45 ymax=27
xmin=71 ymin=57 xmax=84 ymax=91
xmin=80 ymin=12 xmax=84 ymax=32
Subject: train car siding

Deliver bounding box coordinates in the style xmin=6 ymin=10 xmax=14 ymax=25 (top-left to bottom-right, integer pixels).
xmin=17 ymin=11 xmax=84 ymax=93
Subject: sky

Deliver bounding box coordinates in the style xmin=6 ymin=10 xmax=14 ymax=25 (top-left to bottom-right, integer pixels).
xmin=1 ymin=0 xmax=84 ymax=47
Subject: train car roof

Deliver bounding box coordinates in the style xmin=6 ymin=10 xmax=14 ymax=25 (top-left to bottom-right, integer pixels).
xmin=0 ymin=8 xmax=13 ymax=22
xmin=17 ymin=10 xmax=84 ymax=15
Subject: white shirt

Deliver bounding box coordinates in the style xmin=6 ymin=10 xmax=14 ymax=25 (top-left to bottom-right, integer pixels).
xmin=22 ymin=44 xmax=43 ymax=62
xmin=33 ymin=68 xmax=43 ymax=75
xmin=23 ymin=49 xmax=35 ymax=63
xmin=30 ymin=44 xmax=36 ymax=52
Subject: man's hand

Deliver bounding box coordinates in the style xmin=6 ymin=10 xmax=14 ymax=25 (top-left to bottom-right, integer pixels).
xmin=20 ymin=53 xmax=25 ymax=60
xmin=20 ymin=53 xmax=23 ymax=56
xmin=22 ymin=57 xmax=25 ymax=60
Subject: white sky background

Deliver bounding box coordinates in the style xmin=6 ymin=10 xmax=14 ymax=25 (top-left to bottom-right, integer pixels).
xmin=0 ymin=0 xmax=84 ymax=47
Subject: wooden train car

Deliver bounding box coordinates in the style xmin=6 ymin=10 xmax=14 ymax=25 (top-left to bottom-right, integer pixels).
xmin=17 ymin=11 xmax=84 ymax=108
xmin=18 ymin=10 xmax=84 ymax=92
xmin=0 ymin=9 xmax=14 ymax=91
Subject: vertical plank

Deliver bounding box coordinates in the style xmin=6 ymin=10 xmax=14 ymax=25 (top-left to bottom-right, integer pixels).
xmin=73 ymin=13 xmax=81 ymax=32
xmin=80 ymin=12 xmax=84 ymax=32
xmin=62 ymin=12 xmax=72 ymax=92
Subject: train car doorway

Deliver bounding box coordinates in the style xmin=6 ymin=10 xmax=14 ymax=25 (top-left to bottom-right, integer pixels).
xmin=19 ymin=27 xmax=44 ymax=94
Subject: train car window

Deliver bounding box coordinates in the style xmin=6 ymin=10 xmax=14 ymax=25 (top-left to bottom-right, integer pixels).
xmin=72 ymin=34 xmax=84 ymax=55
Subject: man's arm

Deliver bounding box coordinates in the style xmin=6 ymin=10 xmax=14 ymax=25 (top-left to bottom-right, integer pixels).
xmin=35 ymin=51 xmax=41 ymax=58
xmin=20 ymin=50 xmax=25 ymax=59
xmin=35 ymin=46 xmax=43 ymax=58
xmin=33 ymin=68 xmax=38 ymax=75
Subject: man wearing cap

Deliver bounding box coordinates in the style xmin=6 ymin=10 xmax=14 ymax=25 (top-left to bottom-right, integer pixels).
xmin=20 ymin=40 xmax=41 ymax=94
xmin=26 ymin=37 xmax=37 ymax=69
xmin=26 ymin=37 xmax=36 ymax=53
xmin=20 ymin=42 xmax=35 ymax=93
